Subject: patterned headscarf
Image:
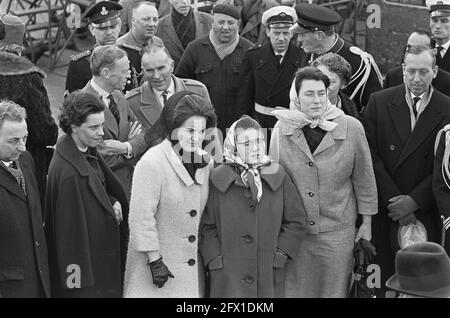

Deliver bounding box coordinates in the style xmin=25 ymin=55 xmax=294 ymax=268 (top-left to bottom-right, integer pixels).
xmin=272 ymin=80 xmax=344 ymax=131
xmin=223 ymin=119 xmax=271 ymax=203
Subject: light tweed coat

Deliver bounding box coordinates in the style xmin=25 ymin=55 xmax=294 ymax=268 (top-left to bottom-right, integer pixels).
xmin=123 ymin=139 xmax=210 ymax=298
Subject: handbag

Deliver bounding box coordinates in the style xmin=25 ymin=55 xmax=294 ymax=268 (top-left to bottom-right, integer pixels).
xmin=347 ymin=239 xmax=377 ymax=298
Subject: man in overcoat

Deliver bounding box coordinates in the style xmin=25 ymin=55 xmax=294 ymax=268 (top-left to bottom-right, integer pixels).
xmin=429 ymin=0 xmax=450 ymax=73
xmin=363 ymin=45 xmax=450 ymax=297
xmin=0 ymin=100 xmax=50 ymax=298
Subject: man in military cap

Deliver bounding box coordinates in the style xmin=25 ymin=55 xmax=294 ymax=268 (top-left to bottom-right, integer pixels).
xmin=428 ymin=0 xmax=450 ymax=72
xmin=116 ymin=2 xmax=163 ymax=88
xmin=126 ymin=43 xmax=210 ymax=132
xmin=292 ymin=3 xmax=383 ymax=113
xmin=65 ymin=1 xmax=130 ymax=94
xmin=238 ymin=5 xmax=300 ymax=141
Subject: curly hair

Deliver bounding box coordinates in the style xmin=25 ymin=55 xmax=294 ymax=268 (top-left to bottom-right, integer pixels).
xmin=59 ymin=91 xmax=105 ymax=134
xmin=311 ymin=53 xmax=352 ymax=86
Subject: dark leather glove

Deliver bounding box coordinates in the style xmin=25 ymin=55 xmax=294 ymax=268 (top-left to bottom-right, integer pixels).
xmin=148 ymin=256 xmax=174 ymax=288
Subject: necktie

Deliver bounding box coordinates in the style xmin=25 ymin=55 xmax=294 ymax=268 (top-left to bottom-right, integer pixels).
xmin=412 ymin=96 xmax=421 ymax=119
xmin=162 ymin=90 xmax=169 ymax=105
xmin=7 ymin=161 xmax=26 ymax=195
xmin=107 ymin=94 xmax=120 ymax=125
xmin=436 ymin=46 xmax=444 ymax=65
xmin=275 ymin=54 xmax=283 ymax=68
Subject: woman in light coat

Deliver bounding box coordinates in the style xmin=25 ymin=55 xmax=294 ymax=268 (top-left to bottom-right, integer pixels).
xmin=124 ymin=91 xmax=217 ymax=297
xmin=270 ymin=67 xmax=378 ymax=298
xmin=200 ymin=115 xmax=307 ymax=298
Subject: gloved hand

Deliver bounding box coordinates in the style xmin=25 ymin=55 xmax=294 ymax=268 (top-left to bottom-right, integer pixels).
xmin=148 ymin=256 xmax=174 ymax=288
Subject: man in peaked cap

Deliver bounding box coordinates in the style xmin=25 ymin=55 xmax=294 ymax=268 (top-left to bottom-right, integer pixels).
xmin=238 ymin=5 xmax=301 ymax=142
xmin=65 ymin=1 xmax=137 ymax=94
xmin=292 ymin=3 xmax=382 ymax=114
xmin=428 ymin=0 xmax=450 ymax=72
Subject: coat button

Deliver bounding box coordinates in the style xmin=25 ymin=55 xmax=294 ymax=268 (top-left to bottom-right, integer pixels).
xmin=308 ymin=192 xmax=314 ymax=197
xmin=244 ymin=189 xmax=252 ymax=198
xmin=188 ymin=235 xmax=196 ymax=243
xmin=309 ymin=220 xmax=315 ymax=226
xmin=187 ymin=259 xmax=196 ymax=266
xmin=308 ymin=162 xmax=314 ymax=167
xmin=243 ymin=235 xmax=253 ymax=243
xmin=244 ymin=275 xmax=254 ymax=284
xmin=189 ymin=210 xmax=197 ymax=217
xmin=389 ymin=145 xmax=395 ymax=151
xmin=35 ymin=240 xmax=40 ymax=247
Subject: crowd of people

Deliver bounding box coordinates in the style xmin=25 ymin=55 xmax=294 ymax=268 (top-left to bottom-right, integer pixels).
xmin=2 ymin=0 xmax=450 ymax=298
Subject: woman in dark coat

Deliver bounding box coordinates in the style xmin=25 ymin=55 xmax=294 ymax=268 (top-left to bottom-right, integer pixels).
xmin=0 ymin=51 xmax=58 ymax=205
xmin=311 ymin=53 xmax=360 ymax=119
xmin=45 ymin=92 xmax=129 ymax=298
xmin=200 ymin=115 xmax=307 ymax=298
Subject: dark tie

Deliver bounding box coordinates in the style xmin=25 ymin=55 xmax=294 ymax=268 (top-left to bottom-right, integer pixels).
xmin=7 ymin=161 xmax=26 ymax=194
xmin=107 ymin=94 xmax=120 ymax=125
xmin=412 ymin=96 xmax=421 ymax=119
xmin=436 ymin=46 xmax=444 ymax=65
xmin=275 ymin=54 xmax=283 ymax=68
xmin=162 ymin=90 xmax=169 ymax=105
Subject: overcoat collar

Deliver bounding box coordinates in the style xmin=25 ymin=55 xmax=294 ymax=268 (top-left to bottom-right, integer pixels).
xmin=279 ymin=114 xmax=348 ymax=161
xmin=55 ymin=134 xmax=116 ymax=218
xmin=0 ymin=157 xmax=27 ymax=201
xmin=160 ymin=139 xmax=209 ymax=186
xmin=210 ymin=162 xmax=284 ymax=193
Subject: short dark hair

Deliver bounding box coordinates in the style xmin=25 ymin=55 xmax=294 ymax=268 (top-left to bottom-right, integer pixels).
xmin=403 ymin=45 xmax=436 ymax=67
xmin=294 ymin=66 xmax=330 ymax=94
xmin=311 ymin=53 xmax=352 ymax=86
xmin=172 ymin=94 xmax=217 ymax=131
xmin=59 ymin=91 xmax=105 ymax=134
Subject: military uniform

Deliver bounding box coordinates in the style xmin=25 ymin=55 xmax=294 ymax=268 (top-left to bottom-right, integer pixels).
xmin=116 ymin=31 xmax=164 ymax=88
xmin=292 ymin=3 xmax=383 ymax=113
xmin=65 ymin=50 xmax=92 ymax=93
xmin=429 ymin=0 xmax=450 ymax=73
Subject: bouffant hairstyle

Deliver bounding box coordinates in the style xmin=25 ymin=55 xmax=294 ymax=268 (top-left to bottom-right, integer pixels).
xmin=59 ymin=91 xmax=105 ymax=134
xmin=172 ymin=94 xmax=217 ymax=131
xmin=0 ymin=99 xmax=26 ymax=129
xmin=294 ymin=66 xmax=330 ymax=95
xmin=311 ymin=53 xmax=352 ymax=86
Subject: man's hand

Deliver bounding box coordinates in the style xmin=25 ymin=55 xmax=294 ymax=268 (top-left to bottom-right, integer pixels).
xmin=387 ymin=195 xmax=419 ymax=221
xmin=113 ymin=201 xmax=123 ymax=223
xmin=103 ymin=139 xmax=128 ymax=155
xmin=398 ymin=213 xmax=417 ymax=227
xmin=128 ymin=121 xmax=142 ymax=140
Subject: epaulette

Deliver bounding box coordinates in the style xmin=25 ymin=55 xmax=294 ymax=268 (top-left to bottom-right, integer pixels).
xmin=182 ymin=78 xmax=204 ymax=87
xmin=120 ymin=43 xmax=142 ymax=53
xmin=248 ymin=44 xmax=262 ymax=51
xmin=70 ymin=50 xmax=91 ymax=61
xmin=443 ymin=124 xmax=450 ymax=132
xmin=349 ymin=46 xmax=364 ymax=56
xmin=125 ymin=86 xmax=142 ymax=99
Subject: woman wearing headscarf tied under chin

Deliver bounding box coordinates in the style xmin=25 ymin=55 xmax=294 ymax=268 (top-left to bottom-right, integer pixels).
xmin=124 ymin=91 xmax=218 ymax=298
xmin=269 ymin=66 xmax=378 ymax=298
xmin=200 ymin=115 xmax=307 ymax=298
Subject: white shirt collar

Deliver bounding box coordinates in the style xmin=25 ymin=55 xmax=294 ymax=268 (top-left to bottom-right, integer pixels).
xmin=90 ymin=79 xmax=111 ymax=98
xmin=152 ymin=78 xmax=175 ymax=104
xmin=274 ymin=50 xmax=287 ymax=57
xmin=1 ymin=160 xmax=12 ymax=167
xmin=410 ymin=91 xmax=426 ymax=101
xmin=437 ymin=39 xmax=450 ymax=53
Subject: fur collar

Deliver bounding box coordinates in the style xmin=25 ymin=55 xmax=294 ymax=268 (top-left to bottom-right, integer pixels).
xmin=0 ymin=52 xmax=46 ymax=78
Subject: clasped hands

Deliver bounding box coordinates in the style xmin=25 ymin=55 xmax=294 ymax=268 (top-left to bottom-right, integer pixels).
xmin=387 ymin=195 xmax=419 ymax=226
xmin=103 ymin=121 xmax=142 ymax=156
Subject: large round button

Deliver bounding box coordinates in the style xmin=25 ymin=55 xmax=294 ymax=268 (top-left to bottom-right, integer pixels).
xmin=244 ymin=276 xmax=254 ymax=284
xmin=389 ymin=145 xmax=395 ymax=151
xmin=189 ymin=210 xmax=197 ymax=217
xmin=308 ymin=162 xmax=314 ymax=167
xmin=243 ymin=235 xmax=253 ymax=243
xmin=308 ymin=192 xmax=314 ymax=197
xmin=187 ymin=259 xmax=196 ymax=266
xmin=188 ymin=235 xmax=196 ymax=243
xmin=309 ymin=220 xmax=315 ymax=226
xmin=35 ymin=240 xmax=40 ymax=247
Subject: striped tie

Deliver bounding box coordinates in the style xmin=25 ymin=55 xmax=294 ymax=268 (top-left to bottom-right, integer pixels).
xmin=108 ymin=94 xmax=121 ymax=125
xmin=7 ymin=161 xmax=26 ymax=195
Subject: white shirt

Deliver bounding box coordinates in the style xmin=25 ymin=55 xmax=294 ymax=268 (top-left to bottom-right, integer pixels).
xmin=437 ymin=39 xmax=450 ymax=58
xmin=90 ymin=79 xmax=112 ymax=107
xmin=409 ymin=91 xmax=426 ymax=130
xmin=152 ymin=78 xmax=175 ymax=107
xmin=1 ymin=160 xmax=12 ymax=168
xmin=274 ymin=50 xmax=287 ymax=64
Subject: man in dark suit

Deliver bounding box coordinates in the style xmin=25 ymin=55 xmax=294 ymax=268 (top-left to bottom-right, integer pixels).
xmin=0 ymin=100 xmax=50 ymax=298
xmin=384 ymin=30 xmax=450 ymax=97
xmin=81 ymin=44 xmax=146 ymax=198
xmin=363 ymin=45 xmax=450 ymax=297
xmin=291 ymin=3 xmax=383 ymax=113
xmin=429 ymin=0 xmax=450 ymax=73
xmin=238 ymin=5 xmax=300 ymax=141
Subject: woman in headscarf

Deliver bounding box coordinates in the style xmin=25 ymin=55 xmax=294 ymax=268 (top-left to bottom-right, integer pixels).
xmin=311 ymin=53 xmax=360 ymax=119
xmin=200 ymin=115 xmax=307 ymax=298
xmin=270 ymin=66 xmax=378 ymax=298
xmin=124 ymin=91 xmax=217 ymax=297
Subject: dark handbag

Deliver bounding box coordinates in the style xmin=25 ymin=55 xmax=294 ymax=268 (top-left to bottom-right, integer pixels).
xmin=347 ymin=239 xmax=377 ymax=298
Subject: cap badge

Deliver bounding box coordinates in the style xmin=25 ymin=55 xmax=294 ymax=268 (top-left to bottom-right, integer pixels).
xmin=437 ymin=1 xmax=444 ymax=4
xmin=279 ymin=12 xmax=286 ymax=17
xmin=100 ymin=6 xmax=108 ymax=15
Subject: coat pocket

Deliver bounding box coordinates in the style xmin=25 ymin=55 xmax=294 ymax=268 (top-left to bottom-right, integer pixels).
xmin=0 ymin=266 xmax=25 ymax=282
xmin=194 ymin=64 xmax=213 ymax=85
xmin=273 ymin=252 xmax=287 ymax=297
xmin=208 ymin=255 xmax=223 ymax=271
xmin=273 ymin=251 xmax=288 ymax=268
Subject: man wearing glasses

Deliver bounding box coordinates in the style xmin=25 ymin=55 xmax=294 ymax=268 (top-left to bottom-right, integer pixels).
xmin=292 ymin=3 xmax=382 ymax=114
xmin=65 ymin=1 xmax=137 ymax=94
